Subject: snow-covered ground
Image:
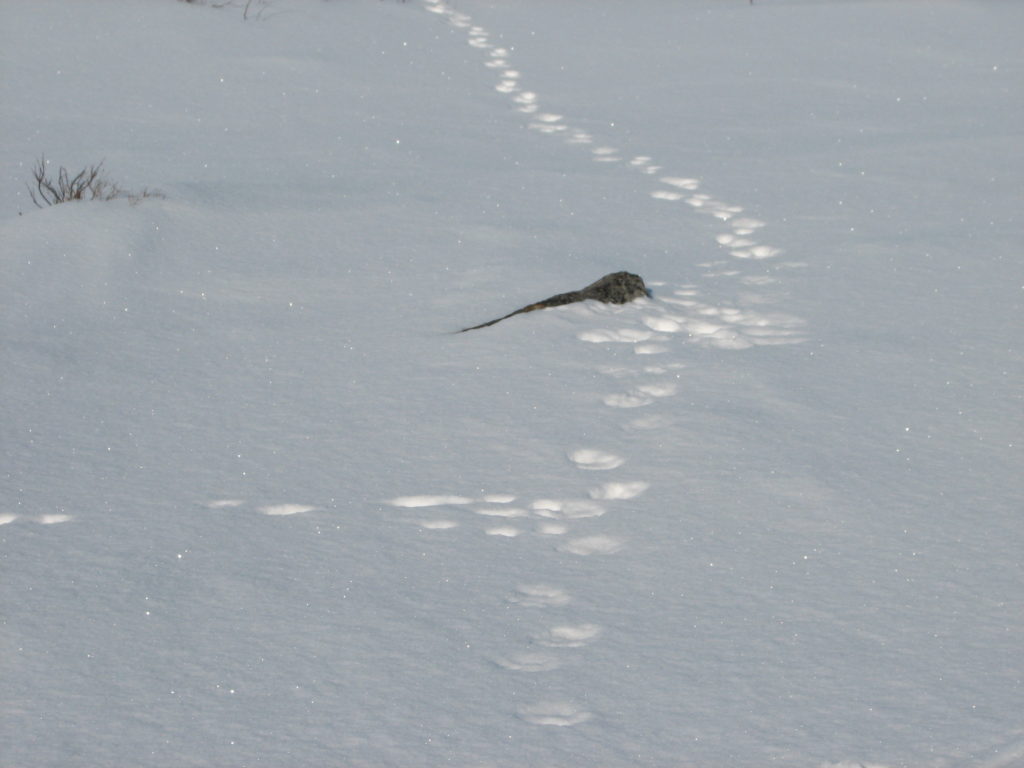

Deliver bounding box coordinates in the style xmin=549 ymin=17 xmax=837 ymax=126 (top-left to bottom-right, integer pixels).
xmin=2 ymin=1 xmax=1021 ymax=766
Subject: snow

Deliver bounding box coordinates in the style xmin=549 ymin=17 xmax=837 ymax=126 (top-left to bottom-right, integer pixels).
xmin=2 ymin=0 xmax=1022 ymax=766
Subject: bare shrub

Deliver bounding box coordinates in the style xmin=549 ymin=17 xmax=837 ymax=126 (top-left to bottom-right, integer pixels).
xmin=177 ymin=0 xmax=273 ymax=20
xmin=27 ymin=156 xmax=164 ymax=208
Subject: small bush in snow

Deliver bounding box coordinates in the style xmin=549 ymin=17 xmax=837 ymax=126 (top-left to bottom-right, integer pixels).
xmin=178 ymin=0 xmax=273 ymax=20
xmin=27 ymin=156 xmax=163 ymax=208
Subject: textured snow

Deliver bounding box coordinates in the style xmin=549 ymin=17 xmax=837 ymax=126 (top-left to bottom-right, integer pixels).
xmin=2 ymin=1 xmax=1022 ymax=766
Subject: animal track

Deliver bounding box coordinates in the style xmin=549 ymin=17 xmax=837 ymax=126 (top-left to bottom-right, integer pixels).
xmin=530 ymin=499 xmax=606 ymax=519
xmin=637 ymin=290 xmax=808 ymax=350
xmin=481 ymin=493 xmax=517 ymax=503
xmin=260 ymin=503 xmax=317 ymax=516
xmin=387 ymin=494 xmax=474 ymax=508
xmin=603 ymin=380 xmax=677 ymax=409
xmin=568 ymin=448 xmax=625 ymax=471
xmin=558 ymin=535 xmax=624 ymax=556
xmin=203 ymin=499 xmax=319 ymax=517
xmin=473 ymin=506 xmax=529 ymax=518
xmin=425 ymin=0 xmax=806 ymax=360
xmin=534 ymin=623 xmax=603 ymax=648
xmin=625 ymin=413 xmax=673 ymax=431
xmin=384 ymin=493 xmax=534 ymax=537
xmin=642 ymin=315 xmax=681 ymax=333
xmin=416 ymin=0 xmax=807 ymax=733
xmin=650 ymin=189 xmax=684 ymax=201
xmin=517 ymin=701 xmax=593 ymax=727
xmin=205 ymin=499 xmax=244 ymax=509
xmin=418 ymin=519 xmax=459 ymax=530
xmin=1 ymin=513 xmax=74 ymax=526
xmin=493 ymin=652 xmax=561 ymax=672
xmin=536 ymin=521 xmax=569 ymax=535
xmin=603 ymin=392 xmax=654 ymax=408
xmin=636 ymin=382 xmax=677 ymax=397
xmin=577 ymin=328 xmax=654 ymax=344
xmin=507 ymin=584 xmax=571 ymax=608
xmin=41 ymin=514 xmax=73 ymax=524
xmin=590 ymin=481 xmax=649 ymax=500
xmin=661 ymin=176 xmax=701 ymax=191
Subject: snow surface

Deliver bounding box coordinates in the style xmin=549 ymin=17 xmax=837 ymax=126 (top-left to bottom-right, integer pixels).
xmin=2 ymin=0 xmax=1022 ymax=766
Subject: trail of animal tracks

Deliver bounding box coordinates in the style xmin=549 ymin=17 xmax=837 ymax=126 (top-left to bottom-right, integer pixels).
xmin=394 ymin=0 xmax=810 ymax=737
xmin=2 ymin=1 xmax=1021 ymax=766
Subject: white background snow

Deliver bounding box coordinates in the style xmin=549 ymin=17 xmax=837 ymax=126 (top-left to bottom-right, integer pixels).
xmin=2 ymin=1 xmax=1021 ymax=766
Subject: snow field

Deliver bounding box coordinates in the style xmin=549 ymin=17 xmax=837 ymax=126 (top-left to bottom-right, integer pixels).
xmin=2 ymin=1 xmax=1022 ymax=766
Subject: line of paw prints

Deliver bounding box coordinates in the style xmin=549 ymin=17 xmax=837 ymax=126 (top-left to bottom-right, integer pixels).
xmin=423 ymin=0 xmax=808 ymax=362
xmin=203 ymin=491 xmax=606 ymax=726
xmin=385 ymin=476 xmax=646 ymax=545
xmin=422 ymin=0 xmax=795 ymax=277
xmin=421 ymin=0 xmax=804 ymax=729
xmin=3 ymin=501 xmax=327 ymax=527
xmin=570 ymin=277 xmax=808 ymax=353
xmin=0 ymin=512 xmax=73 ymax=526
xmin=385 ymin=474 xmax=646 ymax=727
xmin=203 ymin=499 xmax=318 ymax=516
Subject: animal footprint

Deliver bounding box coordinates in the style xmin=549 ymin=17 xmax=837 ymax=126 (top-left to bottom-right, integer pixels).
xmin=577 ymin=328 xmax=653 ymax=344
xmin=0 ymin=511 xmax=72 ymax=526
xmin=603 ymin=392 xmax=653 ymax=408
xmin=660 ymin=176 xmax=700 ymax=191
xmin=507 ymin=584 xmax=570 ymax=607
xmin=418 ymin=519 xmax=459 ymax=530
xmin=204 ymin=499 xmax=244 ymax=509
xmin=473 ymin=506 xmax=528 ymax=518
xmin=493 ymin=652 xmax=561 ymax=672
xmin=260 ymin=504 xmax=317 ymax=516
xmin=590 ymin=481 xmax=649 ymax=500
xmin=204 ymin=499 xmax=316 ymax=518
xmin=558 ymin=535 xmax=624 ymax=556
xmin=629 ymin=155 xmax=652 ymax=167
xmin=534 ymin=623 xmax=603 ymax=648
xmin=530 ymin=499 xmax=606 ymax=519
xmin=591 ymin=146 xmax=619 ymax=162
xmin=482 ymin=493 xmax=516 ymax=503
xmin=604 ymin=381 xmax=676 ymax=409
xmin=625 ymin=414 xmax=673 ymax=431
xmin=642 ymin=315 xmax=681 ymax=333
xmin=387 ymin=494 xmax=473 ymax=507
xmin=731 ymin=245 xmax=783 ymax=260
xmin=37 ymin=514 xmax=73 ymax=525
xmin=635 ymin=382 xmax=677 ymax=398
xmin=730 ymin=217 xmax=766 ymax=235
xmin=715 ymin=233 xmax=755 ymax=247
xmin=518 ymin=702 xmax=592 ymax=727
xmin=568 ymin=449 xmax=624 ymax=471
xmin=634 ymin=343 xmax=669 ymax=355
xmin=513 ymin=91 xmax=537 ymax=109
xmin=536 ymin=521 xmax=569 ymax=535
